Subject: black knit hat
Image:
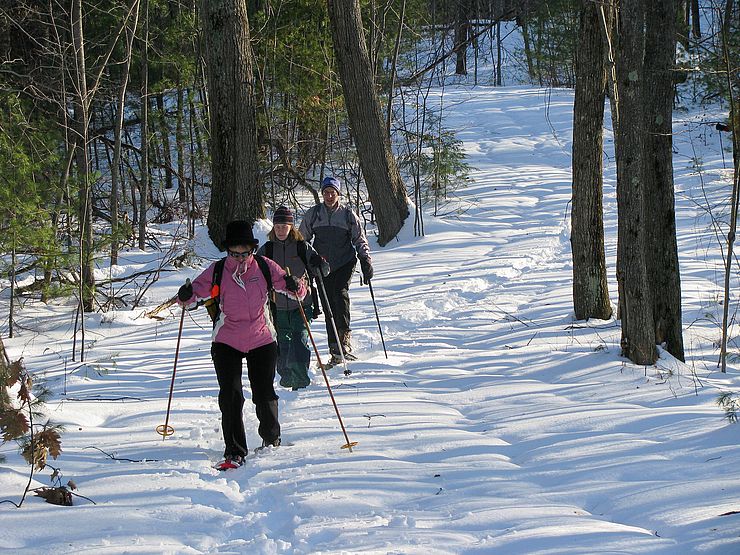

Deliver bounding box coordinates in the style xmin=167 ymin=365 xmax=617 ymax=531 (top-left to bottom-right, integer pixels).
xmin=222 ymin=220 xmax=259 ymax=250
xmin=272 ymin=206 xmax=294 ymax=225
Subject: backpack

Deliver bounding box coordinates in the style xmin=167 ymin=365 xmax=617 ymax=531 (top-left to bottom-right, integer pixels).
xmin=264 ymin=240 xmax=322 ymax=318
xmin=203 ymin=255 xmax=274 ymax=326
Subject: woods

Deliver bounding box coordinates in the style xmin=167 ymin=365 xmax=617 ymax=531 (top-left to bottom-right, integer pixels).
xmin=4 ymin=2 xmax=740 ymax=540
xmin=0 ymin=0 xmax=739 ymax=367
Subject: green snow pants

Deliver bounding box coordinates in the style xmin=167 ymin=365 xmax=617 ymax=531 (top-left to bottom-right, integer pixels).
xmin=275 ymin=306 xmax=313 ymax=390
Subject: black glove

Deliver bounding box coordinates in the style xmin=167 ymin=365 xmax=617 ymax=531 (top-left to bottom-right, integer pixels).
xmin=284 ymin=274 xmax=300 ymax=293
xmin=177 ymin=281 xmax=193 ymax=302
xmin=309 ymin=253 xmax=330 ymax=278
xmin=360 ymin=257 xmax=373 ymax=282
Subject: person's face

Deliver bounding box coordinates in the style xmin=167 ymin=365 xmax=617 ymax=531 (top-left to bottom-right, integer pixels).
xmin=274 ymin=223 xmax=291 ymax=241
xmin=227 ymin=245 xmax=253 ymax=260
xmin=322 ymin=187 xmax=339 ymax=207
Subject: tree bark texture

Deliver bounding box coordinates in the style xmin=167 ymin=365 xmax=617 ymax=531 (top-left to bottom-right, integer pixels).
xmin=614 ymin=0 xmax=657 ymax=365
xmin=327 ymin=0 xmax=409 ymax=247
xmin=571 ymin=0 xmax=612 ymax=321
xmin=643 ymin=0 xmax=684 ymax=360
xmin=200 ymin=0 xmax=262 ymax=249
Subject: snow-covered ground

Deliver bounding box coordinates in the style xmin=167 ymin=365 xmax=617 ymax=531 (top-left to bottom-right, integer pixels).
xmin=2 ymin=83 xmax=740 ymax=554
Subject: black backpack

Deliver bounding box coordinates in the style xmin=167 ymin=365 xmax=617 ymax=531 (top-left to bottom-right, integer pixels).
xmin=264 ymin=240 xmax=322 ymax=318
xmin=203 ymin=255 xmax=274 ymax=326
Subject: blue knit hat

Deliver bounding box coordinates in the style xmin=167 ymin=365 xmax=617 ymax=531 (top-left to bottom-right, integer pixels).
xmin=321 ymin=176 xmax=341 ymax=194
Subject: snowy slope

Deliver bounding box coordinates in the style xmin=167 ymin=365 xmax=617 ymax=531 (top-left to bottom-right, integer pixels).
xmin=2 ymin=85 xmax=740 ymax=555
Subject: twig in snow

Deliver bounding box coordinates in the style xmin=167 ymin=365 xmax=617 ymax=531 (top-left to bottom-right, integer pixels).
xmin=83 ymin=446 xmax=159 ymax=463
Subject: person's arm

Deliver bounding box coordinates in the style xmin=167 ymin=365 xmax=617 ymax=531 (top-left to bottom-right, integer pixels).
xmin=298 ymin=207 xmax=315 ymax=243
xmin=349 ymin=208 xmax=371 ymax=262
xmin=177 ymin=262 xmax=216 ymax=307
xmin=266 ymin=257 xmax=308 ymax=300
xmin=306 ymin=243 xmax=330 ymax=278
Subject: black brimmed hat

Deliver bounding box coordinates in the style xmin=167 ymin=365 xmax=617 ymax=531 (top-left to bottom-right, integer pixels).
xmin=222 ymin=220 xmax=259 ymax=250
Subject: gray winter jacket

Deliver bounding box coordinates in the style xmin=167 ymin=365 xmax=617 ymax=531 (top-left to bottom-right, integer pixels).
xmin=298 ymin=202 xmax=371 ymax=272
xmin=256 ymin=238 xmax=318 ymax=312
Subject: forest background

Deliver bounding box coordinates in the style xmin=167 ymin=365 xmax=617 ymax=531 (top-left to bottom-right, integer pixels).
xmin=2 ymin=0 xmax=740 ymax=511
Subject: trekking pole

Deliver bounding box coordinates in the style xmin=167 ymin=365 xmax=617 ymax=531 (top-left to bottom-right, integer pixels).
xmin=367 ymin=280 xmax=387 ymax=359
xmin=289 ymin=270 xmax=358 ymax=452
xmin=156 ymin=283 xmax=188 ymax=439
xmin=315 ymin=272 xmax=352 ymax=376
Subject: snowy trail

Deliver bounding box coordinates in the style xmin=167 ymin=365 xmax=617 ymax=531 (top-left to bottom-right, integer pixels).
xmin=2 ymin=86 xmax=740 ymax=554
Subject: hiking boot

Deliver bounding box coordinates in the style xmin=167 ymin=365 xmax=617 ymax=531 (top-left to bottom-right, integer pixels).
xmin=261 ymin=437 xmax=281 ymax=448
xmin=339 ymin=330 xmax=355 ymax=359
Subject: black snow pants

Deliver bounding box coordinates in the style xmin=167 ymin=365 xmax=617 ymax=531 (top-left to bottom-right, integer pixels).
xmin=211 ymin=341 xmax=280 ymax=458
xmin=319 ymin=260 xmax=356 ymax=352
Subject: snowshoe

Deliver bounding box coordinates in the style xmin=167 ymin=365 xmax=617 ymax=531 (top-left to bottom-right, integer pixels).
xmin=214 ymin=456 xmax=244 ymax=471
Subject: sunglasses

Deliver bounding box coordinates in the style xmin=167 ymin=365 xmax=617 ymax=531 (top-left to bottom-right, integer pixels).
xmin=228 ymin=249 xmax=253 ymax=259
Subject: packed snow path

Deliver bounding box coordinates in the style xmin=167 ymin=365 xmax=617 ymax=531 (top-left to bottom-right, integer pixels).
xmin=2 ymin=86 xmax=740 ymax=554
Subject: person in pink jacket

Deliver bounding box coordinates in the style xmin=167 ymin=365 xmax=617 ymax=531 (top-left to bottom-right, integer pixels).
xmin=177 ymin=221 xmax=307 ymax=470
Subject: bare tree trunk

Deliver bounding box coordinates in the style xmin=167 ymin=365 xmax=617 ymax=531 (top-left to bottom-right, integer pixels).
xmin=614 ymin=0 xmax=657 ymax=365
xmin=156 ymin=93 xmax=174 ymax=191
xmin=9 ymin=242 xmax=15 ymax=339
xmin=520 ymin=17 xmax=536 ymax=81
xmin=691 ymin=0 xmax=701 ymax=38
xmin=571 ymin=0 xmax=612 ymax=321
xmin=176 ymin=79 xmax=187 ymax=205
xmin=72 ymin=0 xmax=95 ymax=315
xmin=138 ymin=0 xmax=149 ymax=250
xmin=386 ymin=0 xmax=406 ymax=137
xmin=496 ymin=21 xmax=502 ymax=86
xmin=200 ymin=0 xmax=263 ymax=248
xmin=455 ymin=0 xmax=470 ymax=75
xmin=644 ymin=0 xmax=684 ymax=360
xmin=719 ymin=5 xmax=740 ymax=372
xmin=111 ymin=0 xmax=140 ymax=265
xmin=327 ymin=0 xmax=409 ymax=246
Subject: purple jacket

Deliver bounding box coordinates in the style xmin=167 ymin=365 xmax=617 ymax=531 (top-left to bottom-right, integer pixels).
xmin=179 ymin=255 xmax=307 ymax=353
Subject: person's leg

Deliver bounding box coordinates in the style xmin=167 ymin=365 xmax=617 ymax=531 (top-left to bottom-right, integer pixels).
xmin=322 ymin=261 xmax=355 ymax=358
xmin=245 ymin=341 xmax=280 ymax=444
xmin=274 ymin=309 xmax=294 ymax=388
xmin=291 ymin=306 xmax=312 ymax=388
xmin=211 ymin=342 xmax=248 ymax=459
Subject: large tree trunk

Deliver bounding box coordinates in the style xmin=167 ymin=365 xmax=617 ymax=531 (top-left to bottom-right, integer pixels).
xmin=72 ymin=0 xmax=95 ymax=313
xmin=200 ymin=0 xmax=263 ymax=249
xmin=327 ymin=0 xmax=409 ymax=247
xmin=644 ymin=0 xmax=684 ymax=361
xmin=571 ymin=0 xmax=612 ymax=321
xmin=614 ymin=0 xmax=657 ymax=365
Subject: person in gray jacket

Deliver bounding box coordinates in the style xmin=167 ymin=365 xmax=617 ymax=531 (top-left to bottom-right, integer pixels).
xmin=258 ymin=206 xmax=328 ymax=390
xmin=299 ymin=176 xmax=373 ymax=365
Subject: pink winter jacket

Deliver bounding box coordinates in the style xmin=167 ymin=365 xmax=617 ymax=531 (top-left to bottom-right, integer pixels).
xmin=178 ymin=255 xmax=307 ymax=353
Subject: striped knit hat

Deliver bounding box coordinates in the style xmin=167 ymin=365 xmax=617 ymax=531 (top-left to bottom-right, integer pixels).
xmin=272 ymin=205 xmax=294 ymax=225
